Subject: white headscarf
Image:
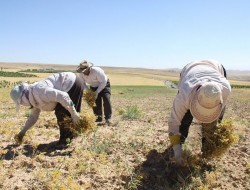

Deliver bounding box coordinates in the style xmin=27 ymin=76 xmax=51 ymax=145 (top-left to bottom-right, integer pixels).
xmin=10 ymin=82 xmax=30 ymax=112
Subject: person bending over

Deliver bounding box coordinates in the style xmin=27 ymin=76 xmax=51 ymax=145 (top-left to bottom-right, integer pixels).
xmin=10 ymin=72 xmax=83 ymax=145
xmin=168 ymin=60 xmax=231 ymax=164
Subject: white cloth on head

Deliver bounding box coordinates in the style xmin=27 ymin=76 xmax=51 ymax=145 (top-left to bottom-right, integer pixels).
xmin=10 ymin=82 xmax=30 ymax=112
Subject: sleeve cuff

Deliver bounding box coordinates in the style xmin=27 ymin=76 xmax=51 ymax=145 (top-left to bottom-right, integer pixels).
xmin=169 ymin=134 xmax=181 ymax=145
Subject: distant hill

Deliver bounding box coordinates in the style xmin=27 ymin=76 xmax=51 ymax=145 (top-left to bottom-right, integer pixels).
xmin=0 ymin=62 xmax=249 ymax=82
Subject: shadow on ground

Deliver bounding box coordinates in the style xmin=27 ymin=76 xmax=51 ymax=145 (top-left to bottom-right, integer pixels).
xmin=124 ymin=147 xmax=214 ymax=190
xmin=1 ymin=141 xmax=73 ymax=160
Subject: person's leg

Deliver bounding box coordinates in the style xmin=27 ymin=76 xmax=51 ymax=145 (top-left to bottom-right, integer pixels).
xmin=103 ymin=92 xmax=112 ymax=120
xmin=55 ymin=104 xmax=73 ymax=144
xmin=90 ymin=86 xmax=103 ymax=121
xmin=218 ymin=106 xmax=226 ymax=123
xmin=102 ymin=80 xmax=112 ymax=121
xmin=201 ymin=120 xmax=218 ymax=156
xmin=179 ymin=110 xmax=193 ymax=144
xmin=94 ymin=95 xmax=103 ymax=121
xmin=55 ymin=76 xmax=83 ymax=144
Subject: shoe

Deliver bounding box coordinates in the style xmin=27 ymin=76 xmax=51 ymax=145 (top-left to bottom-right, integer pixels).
xmin=105 ymin=119 xmax=113 ymax=126
xmin=95 ymin=116 xmax=102 ymax=122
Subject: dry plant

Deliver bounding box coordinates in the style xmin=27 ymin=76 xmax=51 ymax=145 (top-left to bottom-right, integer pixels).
xmin=62 ymin=110 xmax=97 ymax=136
xmin=201 ymin=119 xmax=239 ymax=159
xmin=83 ymin=90 xmax=96 ymax=108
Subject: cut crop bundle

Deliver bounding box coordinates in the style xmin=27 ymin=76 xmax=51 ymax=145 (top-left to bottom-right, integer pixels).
xmin=201 ymin=119 xmax=238 ymax=159
xmin=83 ymin=90 xmax=96 ymax=108
xmin=62 ymin=110 xmax=96 ymax=136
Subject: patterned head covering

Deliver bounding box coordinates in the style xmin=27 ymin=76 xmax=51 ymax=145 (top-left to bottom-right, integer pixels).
xmin=76 ymin=60 xmax=93 ymax=73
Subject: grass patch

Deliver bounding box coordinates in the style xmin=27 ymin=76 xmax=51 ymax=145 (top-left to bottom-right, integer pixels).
xmin=119 ymin=105 xmax=142 ymax=120
xmin=0 ymin=71 xmax=37 ymax=77
xmin=113 ymin=85 xmax=176 ymax=99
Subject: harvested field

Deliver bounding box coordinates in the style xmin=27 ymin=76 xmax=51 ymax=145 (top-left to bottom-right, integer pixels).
xmin=0 ymin=63 xmax=249 ymax=189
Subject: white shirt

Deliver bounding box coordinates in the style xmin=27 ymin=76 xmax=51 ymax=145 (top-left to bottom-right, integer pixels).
xmin=18 ymin=72 xmax=79 ymax=137
xmin=79 ymin=66 xmax=108 ymax=94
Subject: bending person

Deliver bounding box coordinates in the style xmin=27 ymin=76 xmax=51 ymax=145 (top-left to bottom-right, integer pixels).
xmin=10 ymin=72 xmax=83 ymax=145
xmin=168 ymin=60 xmax=231 ymax=164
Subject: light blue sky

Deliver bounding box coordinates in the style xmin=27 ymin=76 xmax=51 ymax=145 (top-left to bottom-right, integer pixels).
xmin=1 ymin=0 xmax=250 ymax=70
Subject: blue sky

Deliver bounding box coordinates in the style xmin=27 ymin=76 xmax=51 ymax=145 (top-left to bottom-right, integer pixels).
xmin=0 ymin=0 xmax=250 ymax=70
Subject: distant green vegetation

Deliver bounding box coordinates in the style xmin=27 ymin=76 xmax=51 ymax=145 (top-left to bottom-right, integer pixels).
xmin=170 ymin=80 xmax=250 ymax=89
xmin=112 ymin=85 xmax=176 ymax=99
xmin=231 ymin=84 xmax=250 ymax=88
xmin=171 ymin=80 xmax=179 ymax=85
xmin=0 ymin=71 xmax=37 ymax=77
xmin=20 ymin=69 xmax=70 ymax=73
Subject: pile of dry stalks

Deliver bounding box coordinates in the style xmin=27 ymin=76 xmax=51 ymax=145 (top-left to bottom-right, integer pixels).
xmin=63 ymin=110 xmax=96 ymax=135
xmin=83 ymin=90 xmax=96 ymax=108
xmin=201 ymin=119 xmax=238 ymax=159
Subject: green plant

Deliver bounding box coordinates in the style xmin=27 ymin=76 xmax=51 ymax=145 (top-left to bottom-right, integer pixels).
xmin=126 ymin=173 xmax=143 ymax=190
xmin=88 ymin=133 xmax=112 ymax=154
xmin=121 ymin=105 xmax=142 ymax=120
xmin=89 ymin=140 xmax=112 ymax=154
xmin=24 ymin=110 xmax=30 ymax=118
xmin=0 ymin=71 xmax=37 ymax=77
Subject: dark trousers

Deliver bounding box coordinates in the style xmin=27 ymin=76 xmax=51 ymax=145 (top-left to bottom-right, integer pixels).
xmin=179 ymin=108 xmax=225 ymax=144
xmin=90 ymin=79 xmax=112 ymax=120
xmin=55 ymin=76 xmax=83 ymax=143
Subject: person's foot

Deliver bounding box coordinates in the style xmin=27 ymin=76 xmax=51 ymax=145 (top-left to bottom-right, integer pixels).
xmin=95 ymin=116 xmax=102 ymax=122
xmin=105 ymin=119 xmax=114 ymax=126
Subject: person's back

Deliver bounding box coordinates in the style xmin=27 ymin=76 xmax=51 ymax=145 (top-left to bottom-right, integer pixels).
xmin=178 ymin=60 xmax=231 ymax=106
xmin=10 ymin=72 xmax=83 ymax=146
xmin=28 ymin=72 xmax=76 ymax=111
xmin=168 ymin=60 xmax=232 ymax=165
xmin=42 ymin=72 xmax=76 ymax=92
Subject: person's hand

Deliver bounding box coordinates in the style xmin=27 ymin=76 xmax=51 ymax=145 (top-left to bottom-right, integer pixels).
xmin=173 ymin=144 xmax=184 ymax=165
xmin=72 ymin=112 xmax=80 ymax=125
